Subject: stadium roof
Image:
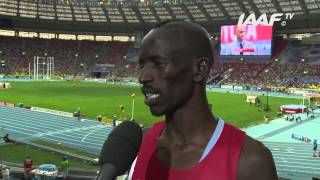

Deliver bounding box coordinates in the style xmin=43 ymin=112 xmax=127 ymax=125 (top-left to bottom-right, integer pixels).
xmin=0 ymin=0 xmax=319 ymax=35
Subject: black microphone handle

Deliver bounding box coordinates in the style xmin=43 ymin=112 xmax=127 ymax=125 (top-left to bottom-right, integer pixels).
xmin=96 ymin=163 xmax=118 ymax=180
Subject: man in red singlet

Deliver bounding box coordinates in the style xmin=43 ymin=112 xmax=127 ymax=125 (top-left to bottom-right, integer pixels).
xmin=131 ymin=20 xmax=277 ymax=180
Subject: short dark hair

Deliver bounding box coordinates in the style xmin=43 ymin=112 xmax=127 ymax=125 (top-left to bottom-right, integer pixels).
xmin=152 ymin=20 xmax=214 ymax=71
xmin=153 ymin=19 xmax=185 ymax=29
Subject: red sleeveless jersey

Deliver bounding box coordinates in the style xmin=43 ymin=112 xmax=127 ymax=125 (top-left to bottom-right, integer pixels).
xmin=131 ymin=121 xmax=246 ymax=180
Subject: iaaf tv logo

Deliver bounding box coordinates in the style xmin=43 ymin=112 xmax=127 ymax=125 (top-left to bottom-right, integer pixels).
xmin=238 ymin=13 xmax=294 ymax=26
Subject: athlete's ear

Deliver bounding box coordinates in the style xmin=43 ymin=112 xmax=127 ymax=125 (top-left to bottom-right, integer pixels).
xmin=192 ymin=58 xmax=209 ymax=82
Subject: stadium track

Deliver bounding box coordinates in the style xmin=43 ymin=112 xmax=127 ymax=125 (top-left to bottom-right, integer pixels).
xmin=264 ymin=141 xmax=320 ymax=178
xmin=0 ymin=105 xmax=112 ymax=154
xmin=1 ymin=105 xmax=320 ymax=179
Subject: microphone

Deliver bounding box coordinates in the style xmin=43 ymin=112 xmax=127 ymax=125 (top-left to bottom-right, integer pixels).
xmin=96 ymin=120 xmax=142 ymax=180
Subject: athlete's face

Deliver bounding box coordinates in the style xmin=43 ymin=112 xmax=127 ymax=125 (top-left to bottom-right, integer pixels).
xmin=138 ymin=29 xmax=194 ymax=116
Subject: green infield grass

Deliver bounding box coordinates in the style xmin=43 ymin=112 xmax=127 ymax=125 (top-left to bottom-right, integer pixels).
xmin=0 ymin=143 xmax=97 ymax=169
xmin=0 ymin=81 xmax=302 ymax=127
xmin=32 ymin=140 xmax=98 ymax=159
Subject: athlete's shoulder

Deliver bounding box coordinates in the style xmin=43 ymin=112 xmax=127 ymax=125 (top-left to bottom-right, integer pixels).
xmin=223 ymin=122 xmax=246 ymax=137
xmin=237 ymin=135 xmax=278 ymax=180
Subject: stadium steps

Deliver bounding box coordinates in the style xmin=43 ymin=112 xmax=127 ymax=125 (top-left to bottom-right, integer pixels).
xmin=255 ymin=62 xmax=272 ymax=79
xmin=256 ymin=38 xmax=289 ymax=79
xmin=206 ymin=73 xmax=223 ymax=85
xmin=208 ymin=68 xmax=233 ymax=85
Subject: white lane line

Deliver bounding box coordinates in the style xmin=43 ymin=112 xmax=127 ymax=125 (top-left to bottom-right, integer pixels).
xmin=39 ymin=136 xmax=102 ymax=150
xmin=0 ymin=127 xmax=33 ymax=136
xmin=273 ymin=155 xmax=320 ymax=162
xmin=277 ymin=168 xmax=320 ymax=175
xmin=0 ymin=123 xmax=36 ymax=134
xmin=275 ymin=160 xmax=320 ymax=168
xmin=0 ymin=108 xmax=99 ymax=127
xmin=275 ymin=164 xmax=320 ymax=171
xmin=271 ymin=149 xmax=315 ymax=155
xmin=81 ymin=125 xmax=107 ymax=142
xmin=0 ymin=113 xmax=86 ymax=129
xmin=0 ymin=110 xmax=106 ymax=136
xmin=44 ymin=134 xmax=103 ymax=146
xmin=31 ymin=125 xmax=103 ymax=138
xmin=281 ymin=157 xmax=288 ymax=162
xmin=1 ymin=119 xmax=110 ymax=147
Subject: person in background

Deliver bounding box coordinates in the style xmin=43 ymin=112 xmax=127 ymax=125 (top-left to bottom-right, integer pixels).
xmin=313 ymin=139 xmax=318 ymax=157
xmin=24 ymin=156 xmax=33 ymax=180
xmin=61 ymin=157 xmax=70 ymax=179
xmin=1 ymin=167 xmax=10 ymax=180
xmin=225 ymin=26 xmax=256 ymax=56
xmin=77 ymin=108 xmax=81 ymax=121
xmin=112 ymin=116 xmax=117 ymax=128
xmin=295 ymin=115 xmax=302 ymax=122
xmin=2 ymin=133 xmax=17 ymax=144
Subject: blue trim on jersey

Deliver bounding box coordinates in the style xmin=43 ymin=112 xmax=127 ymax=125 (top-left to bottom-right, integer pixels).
xmin=199 ymin=118 xmax=225 ymax=162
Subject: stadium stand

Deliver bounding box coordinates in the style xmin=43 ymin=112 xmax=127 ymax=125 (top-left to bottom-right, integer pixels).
xmin=1 ymin=34 xmax=319 ymax=88
xmin=215 ymin=38 xmax=320 ymax=88
xmin=280 ymin=41 xmax=320 ymax=64
xmin=0 ymin=36 xmax=134 ymax=77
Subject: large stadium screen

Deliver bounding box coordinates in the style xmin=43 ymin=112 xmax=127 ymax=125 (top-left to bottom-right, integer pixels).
xmin=220 ymin=25 xmax=273 ymax=56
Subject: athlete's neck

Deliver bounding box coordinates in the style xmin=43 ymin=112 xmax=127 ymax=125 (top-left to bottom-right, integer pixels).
xmin=163 ymin=89 xmax=217 ymax=145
